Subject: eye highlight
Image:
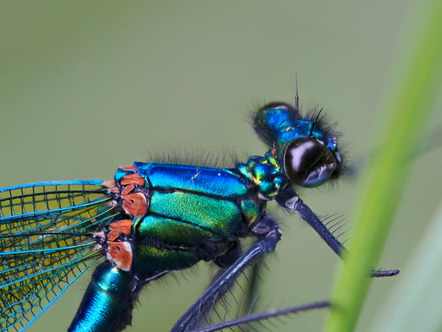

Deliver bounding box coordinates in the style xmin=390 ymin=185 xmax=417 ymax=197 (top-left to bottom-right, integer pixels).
xmin=283 ymin=137 xmax=338 ymax=187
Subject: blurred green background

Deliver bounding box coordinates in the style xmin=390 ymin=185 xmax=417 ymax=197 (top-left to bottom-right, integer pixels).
xmin=1 ymin=1 xmax=441 ymax=331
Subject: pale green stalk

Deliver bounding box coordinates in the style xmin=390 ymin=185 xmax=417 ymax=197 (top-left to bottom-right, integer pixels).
xmin=325 ymin=0 xmax=442 ymax=331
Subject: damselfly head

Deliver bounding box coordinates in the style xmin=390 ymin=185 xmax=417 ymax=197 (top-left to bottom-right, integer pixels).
xmin=253 ymin=102 xmax=344 ymax=187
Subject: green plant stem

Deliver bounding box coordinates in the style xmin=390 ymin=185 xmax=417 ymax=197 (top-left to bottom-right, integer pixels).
xmin=325 ymin=1 xmax=442 ymax=331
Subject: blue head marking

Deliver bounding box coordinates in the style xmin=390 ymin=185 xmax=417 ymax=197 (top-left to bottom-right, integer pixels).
xmin=253 ymin=102 xmax=344 ymax=187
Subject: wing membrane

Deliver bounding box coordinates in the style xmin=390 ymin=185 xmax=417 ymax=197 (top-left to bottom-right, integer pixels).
xmin=0 ymin=181 xmax=116 ymax=331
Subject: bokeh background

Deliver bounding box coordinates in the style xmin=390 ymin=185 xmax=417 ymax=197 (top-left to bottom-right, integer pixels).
xmin=1 ymin=1 xmax=441 ymax=331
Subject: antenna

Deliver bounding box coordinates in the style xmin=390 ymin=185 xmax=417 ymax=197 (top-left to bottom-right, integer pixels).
xmin=295 ymin=73 xmax=299 ymax=110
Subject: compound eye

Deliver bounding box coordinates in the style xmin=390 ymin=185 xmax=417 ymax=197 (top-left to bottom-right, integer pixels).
xmin=284 ymin=137 xmax=337 ymax=187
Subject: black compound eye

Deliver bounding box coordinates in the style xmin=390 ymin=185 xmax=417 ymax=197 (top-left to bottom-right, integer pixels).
xmin=283 ymin=137 xmax=337 ymax=187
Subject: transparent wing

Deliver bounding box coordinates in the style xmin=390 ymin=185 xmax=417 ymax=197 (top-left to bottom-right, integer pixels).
xmin=0 ymin=181 xmax=116 ymax=331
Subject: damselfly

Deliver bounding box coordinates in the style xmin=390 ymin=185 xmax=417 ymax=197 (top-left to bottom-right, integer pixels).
xmin=0 ymin=92 xmax=398 ymax=331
